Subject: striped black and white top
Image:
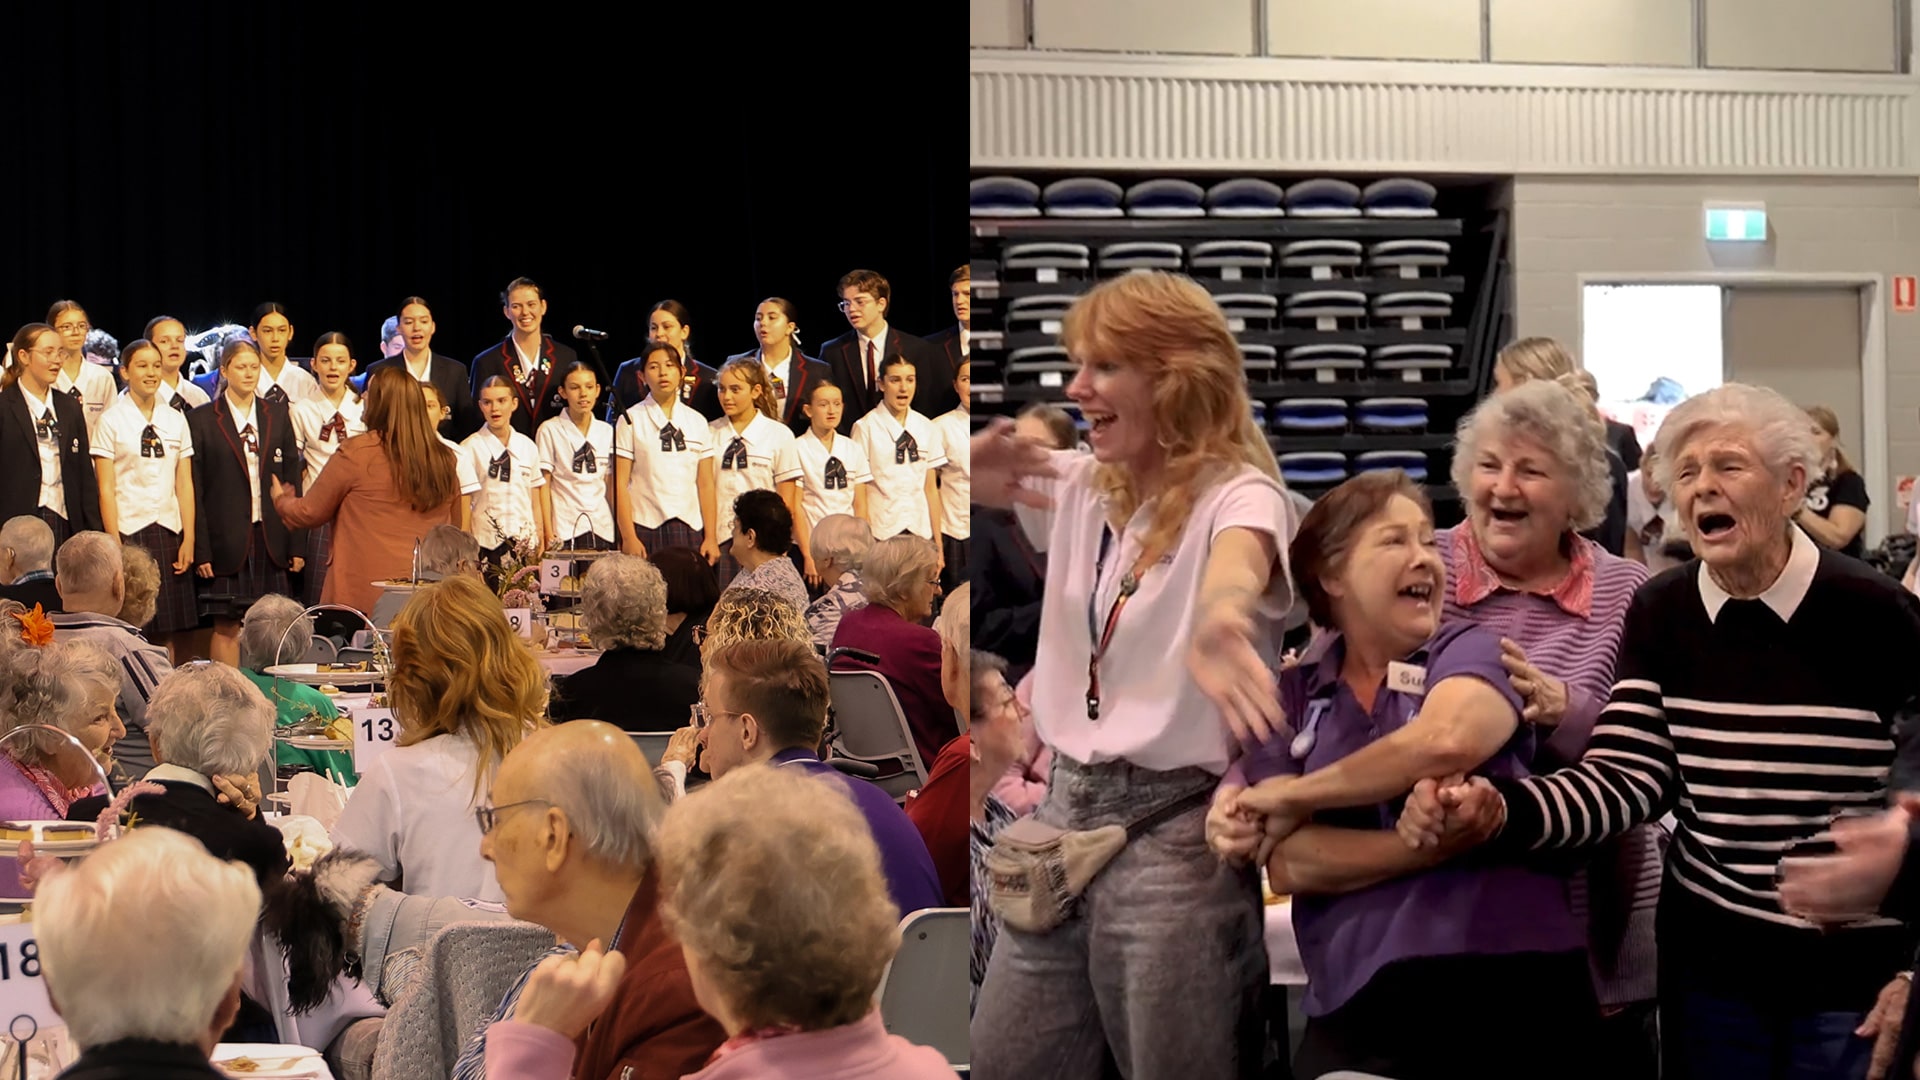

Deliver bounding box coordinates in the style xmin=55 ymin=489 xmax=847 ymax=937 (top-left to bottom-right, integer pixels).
xmin=1492 ymin=527 xmax=1920 ymax=1010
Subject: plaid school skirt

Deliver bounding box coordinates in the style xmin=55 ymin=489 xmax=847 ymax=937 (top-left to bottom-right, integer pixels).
xmin=197 ymin=523 xmax=290 ymax=622
xmin=557 ymin=532 xmax=615 ymax=552
xmin=302 ymin=523 xmax=332 ymax=607
xmin=125 ymin=522 xmax=200 ymax=634
xmin=941 ymin=534 xmax=970 ymax=594
xmin=635 ymin=519 xmax=704 ymax=556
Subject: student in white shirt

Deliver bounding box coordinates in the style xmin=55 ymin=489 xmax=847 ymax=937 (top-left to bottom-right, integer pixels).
xmin=93 ymin=339 xmax=198 ymax=651
xmin=462 ymin=377 xmax=547 ymax=560
xmin=419 ymin=380 xmax=479 ymax=530
xmin=536 ymin=361 xmax=616 ymax=550
xmin=47 ymin=300 xmax=117 ymax=437
xmin=709 ymin=358 xmax=797 ymax=587
xmin=934 ymin=358 xmax=970 ymax=591
xmin=614 ymin=341 xmax=718 ymax=564
xmin=290 ymin=332 xmax=367 ymax=606
xmin=143 ymin=316 xmax=211 ymax=413
xmin=850 ymin=355 xmax=945 ymax=567
xmin=250 ymin=302 xmax=323 ymax=408
xmin=775 ymin=379 xmax=872 ymax=587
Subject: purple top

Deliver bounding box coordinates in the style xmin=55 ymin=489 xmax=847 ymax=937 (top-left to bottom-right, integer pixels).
xmin=1245 ymin=622 xmax=1584 ymax=1016
xmin=769 ymin=747 xmax=945 ymax=916
xmin=0 ymin=762 xmax=60 ymax=898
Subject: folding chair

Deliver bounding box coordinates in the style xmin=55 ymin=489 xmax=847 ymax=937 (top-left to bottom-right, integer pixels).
xmin=875 ymin=908 xmax=971 ymax=1072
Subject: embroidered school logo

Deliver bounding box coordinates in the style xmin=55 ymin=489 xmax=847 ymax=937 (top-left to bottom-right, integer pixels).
xmin=273 ymin=448 xmax=283 ymax=463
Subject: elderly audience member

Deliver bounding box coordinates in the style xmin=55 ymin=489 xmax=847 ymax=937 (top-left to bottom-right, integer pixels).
xmin=332 ymin=573 xmax=547 ymax=901
xmin=50 ymin=530 xmax=172 ymax=778
xmin=652 ymin=546 xmax=720 ymax=669
xmin=37 ymin=826 xmax=262 ymax=1078
xmin=804 ymin=512 xmax=871 ymax=649
xmin=699 ymin=585 xmax=813 ymax=658
xmin=830 ymin=534 xmax=951 ymax=767
xmin=1492 ymin=337 xmax=1630 ymax=557
xmin=698 ymin=639 xmax=943 ymax=915
xmin=0 ymin=514 xmax=59 ymax=611
xmin=905 ymin=582 xmax=974 ymax=907
xmin=965 ymin=651 xmax=1023 ymax=1012
xmin=1797 ymin=404 xmax=1870 ymax=559
xmin=238 ymin=594 xmax=355 ymax=784
xmin=0 ymin=634 xmax=120 ymax=895
xmin=720 ymin=489 xmax=809 ymax=613
xmin=494 ymin=764 xmax=954 ymax=1080
xmin=478 ymin=720 xmax=725 ymax=1080
xmin=370 ymin=522 xmax=480 ymax=627
xmin=1402 ymin=383 xmax=1920 ymax=1077
xmin=550 ymin=554 xmax=699 ymax=731
xmin=117 ymin=541 xmax=161 ymax=635
xmin=1217 ymin=472 xmax=1596 ymax=1077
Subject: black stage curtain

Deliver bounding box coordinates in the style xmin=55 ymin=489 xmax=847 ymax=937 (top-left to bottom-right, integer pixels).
xmin=0 ymin=4 xmax=962 ymax=368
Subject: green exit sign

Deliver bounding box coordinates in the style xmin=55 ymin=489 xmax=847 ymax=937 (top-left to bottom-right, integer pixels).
xmin=1704 ymin=205 xmax=1768 ymax=242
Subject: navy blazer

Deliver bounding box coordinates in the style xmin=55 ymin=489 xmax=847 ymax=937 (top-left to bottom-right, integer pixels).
xmin=188 ymin=394 xmax=305 ymax=573
xmin=470 ymin=335 xmax=605 ymax=437
xmin=607 ymin=354 xmax=721 ymax=424
xmin=818 ymin=326 xmax=957 ymax=434
xmin=359 ymin=352 xmax=480 ymax=440
xmin=0 ymin=380 xmax=103 ymax=531
xmin=720 ymin=349 xmax=832 ymax=435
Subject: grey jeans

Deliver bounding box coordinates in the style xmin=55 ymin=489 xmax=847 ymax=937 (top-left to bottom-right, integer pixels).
xmin=971 ymin=754 xmax=1268 ymax=1079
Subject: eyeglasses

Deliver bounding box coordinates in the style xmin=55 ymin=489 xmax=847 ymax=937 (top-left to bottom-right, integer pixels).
xmin=474 ymin=798 xmax=553 ymax=834
xmin=836 ymin=297 xmax=877 ymax=313
xmin=689 ymin=703 xmax=744 ymax=730
xmin=53 ymin=322 xmax=89 ymax=334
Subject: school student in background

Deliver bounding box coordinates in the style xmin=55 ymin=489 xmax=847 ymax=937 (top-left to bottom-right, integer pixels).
xmin=850 ymin=355 xmax=944 ymax=566
xmin=536 ymin=361 xmax=616 ymax=550
xmin=289 ymin=332 xmax=366 ymax=605
xmin=250 ymin=302 xmax=323 ymax=407
xmin=46 ymin=300 xmax=117 ymax=436
xmin=934 ymin=358 xmax=970 ymax=592
xmin=189 ymin=337 xmax=304 ymax=667
xmin=145 ymin=316 xmax=212 ymax=412
xmin=362 ymin=297 xmax=479 ymax=439
xmin=93 ymin=339 xmax=197 ymax=660
xmin=775 ymin=379 xmax=872 ymax=588
xmin=709 ymin=358 xmax=796 ymax=587
xmin=471 ymin=276 xmax=594 ymax=437
xmin=724 ymin=297 xmax=830 ymax=434
xmin=614 ymin=340 xmax=718 ymax=563
xmin=0 ymin=322 xmax=103 ymax=547
xmin=420 ymin=380 xmax=479 ymax=530
xmin=463 ymin=376 xmax=547 ymax=561
xmin=608 ymin=300 xmax=721 ymax=421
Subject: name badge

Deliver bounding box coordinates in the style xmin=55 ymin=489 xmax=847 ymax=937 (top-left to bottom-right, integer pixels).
xmin=1386 ymin=661 xmax=1427 ymax=696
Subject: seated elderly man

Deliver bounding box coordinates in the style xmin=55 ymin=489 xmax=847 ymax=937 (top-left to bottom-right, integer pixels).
xmin=50 ymin=530 xmax=172 ymax=779
xmin=370 ymin=524 xmax=480 ymax=628
xmin=477 ymin=720 xmax=725 ymax=1079
xmin=491 ymin=764 xmax=953 ymax=1080
xmin=0 ymin=514 xmax=59 ymax=612
xmin=698 ymin=639 xmax=943 ymax=916
xmin=550 ymin=555 xmax=699 ymax=732
xmin=239 ymin=594 xmax=356 ymax=783
xmin=38 ymin=826 xmax=262 ymax=1078
xmin=804 ymin=512 xmax=871 ymax=650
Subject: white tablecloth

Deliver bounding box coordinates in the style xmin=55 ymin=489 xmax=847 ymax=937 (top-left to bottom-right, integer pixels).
xmin=1265 ymin=899 xmax=1307 ymax=986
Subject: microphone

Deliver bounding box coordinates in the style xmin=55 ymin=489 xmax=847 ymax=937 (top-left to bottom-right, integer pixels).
xmin=572 ymin=325 xmax=609 ymax=342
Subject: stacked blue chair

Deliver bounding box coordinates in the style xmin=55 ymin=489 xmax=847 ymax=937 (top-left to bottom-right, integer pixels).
xmin=1004 ymin=242 xmax=1090 ymax=285
xmin=1361 ymin=178 xmax=1439 ymax=218
xmin=1355 ymin=450 xmax=1430 ymax=481
xmin=1271 ymin=398 xmax=1349 ymax=433
xmin=970 ymin=176 xmax=1042 ymax=218
xmin=1284 ymin=290 xmax=1368 ymax=331
xmin=1125 ymin=179 xmax=1206 ymax=218
xmin=1355 ymin=397 xmax=1429 ymax=433
xmin=1372 ymin=344 xmax=1454 ymax=381
xmin=1097 ymin=242 xmax=1185 ymax=274
xmin=1250 ymin=399 xmax=1269 ymax=433
xmin=1189 ymin=240 xmax=1273 ymax=281
xmin=1285 ymin=178 xmax=1362 ymax=218
xmin=1285 ymin=344 xmax=1367 ymax=383
xmin=1042 ymin=177 xmax=1125 ymax=218
xmin=1206 ymin=178 xmax=1287 ymax=218
xmin=1278 ymin=451 xmax=1349 ymax=486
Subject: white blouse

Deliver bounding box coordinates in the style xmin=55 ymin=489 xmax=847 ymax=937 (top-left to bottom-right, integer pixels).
xmin=461 ymin=428 xmax=545 ymax=549
xmin=330 ymin=732 xmax=505 ymax=902
xmin=536 ymin=414 xmax=616 ymax=543
xmin=709 ymin=412 xmax=796 ymax=542
xmin=92 ymin=395 xmax=193 ymax=534
xmin=849 ymin=406 xmax=946 ymax=540
xmin=613 ymin=399 xmax=713 ymax=531
xmin=292 ymin=392 xmax=369 ymax=489
xmin=775 ymin=429 xmax=874 ymax=530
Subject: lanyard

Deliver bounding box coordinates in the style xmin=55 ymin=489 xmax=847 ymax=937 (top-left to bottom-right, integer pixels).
xmin=1085 ymin=525 xmax=1153 ymax=721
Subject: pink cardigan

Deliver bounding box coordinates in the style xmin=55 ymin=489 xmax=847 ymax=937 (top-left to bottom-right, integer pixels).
xmin=486 ymin=1011 xmax=952 ymax=1080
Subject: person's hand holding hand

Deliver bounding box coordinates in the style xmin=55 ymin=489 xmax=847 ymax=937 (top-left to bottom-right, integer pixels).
xmin=213 ymin=773 xmax=261 ymax=819
xmin=1206 ymin=784 xmax=1263 ymax=865
xmin=513 ymin=939 xmax=628 ymax=1040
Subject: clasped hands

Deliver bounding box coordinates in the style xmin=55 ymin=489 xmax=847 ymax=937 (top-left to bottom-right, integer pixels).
xmin=1205 ymin=773 xmax=1508 ymax=868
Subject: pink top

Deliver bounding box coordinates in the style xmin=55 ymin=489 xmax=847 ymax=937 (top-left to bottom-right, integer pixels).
xmin=485 ymin=1011 xmax=952 ymax=1080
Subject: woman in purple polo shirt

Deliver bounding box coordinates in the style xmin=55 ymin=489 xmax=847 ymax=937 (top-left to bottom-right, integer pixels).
xmin=1215 ymin=471 xmax=1598 ymax=1079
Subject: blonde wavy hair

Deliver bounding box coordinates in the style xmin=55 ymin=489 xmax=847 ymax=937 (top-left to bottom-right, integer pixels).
xmin=1059 ymin=272 xmax=1281 ymax=564
xmin=656 ymin=762 xmax=901 ymax=1031
xmin=1495 ymin=337 xmax=1577 ymax=386
xmin=388 ymin=573 xmax=549 ymax=799
xmin=701 ymin=586 xmax=811 ymax=660
xmin=1805 ymin=404 xmax=1857 ymax=477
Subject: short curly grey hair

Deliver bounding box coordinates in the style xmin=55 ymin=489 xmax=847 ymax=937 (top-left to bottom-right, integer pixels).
xmin=579 ymin=554 xmax=669 ymax=652
xmin=810 ymin=515 xmax=872 ymax=576
xmin=145 ymin=663 xmax=275 ymax=777
xmin=859 ymin=535 xmax=940 ymax=612
xmin=1451 ymin=379 xmax=1614 ymax=532
xmin=238 ymin=594 xmax=312 ymax=671
xmin=4 ymin=639 xmax=120 ymax=767
xmin=1652 ymin=382 xmax=1821 ymax=516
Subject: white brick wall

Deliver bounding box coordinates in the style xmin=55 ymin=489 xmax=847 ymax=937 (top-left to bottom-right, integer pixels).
xmin=1513 ymin=176 xmax=1920 ymax=537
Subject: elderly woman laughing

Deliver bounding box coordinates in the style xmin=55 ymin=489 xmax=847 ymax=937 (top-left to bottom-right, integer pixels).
xmin=1402 ymin=383 xmax=1920 ymax=1078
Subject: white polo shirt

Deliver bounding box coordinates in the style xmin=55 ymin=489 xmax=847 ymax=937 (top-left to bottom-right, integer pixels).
xmin=1030 ymin=451 xmax=1294 ymax=775
xmin=709 ymin=412 xmax=796 ymax=542
xmin=21 ymin=385 xmax=65 ymax=518
xmin=258 ymin=359 xmax=323 ymax=408
xmin=292 ymin=392 xmax=368 ymax=489
xmin=91 ymin=396 xmax=193 ymax=534
xmin=849 ymin=406 xmax=945 ymax=540
xmin=536 ymin=415 xmax=616 ymax=543
xmin=462 ymin=428 xmax=545 ymax=549
xmin=613 ymin=400 xmax=712 ymax=531
xmin=933 ymin=407 xmax=970 ymax=542
xmin=56 ymin=362 xmax=117 ymax=438
xmin=774 ymin=429 xmax=873 ymax=530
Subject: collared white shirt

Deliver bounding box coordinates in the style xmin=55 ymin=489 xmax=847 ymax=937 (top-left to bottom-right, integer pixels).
xmin=21 ymin=384 xmax=65 ymax=517
xmin=856 ymin=327 xmax=890 ymax=388
xmin=92 ymin=395 xmax=193 ymax=534
xmin=536 ymin=414 xmax=616 ymax=543
xmin=56 ymin=362 xmax=116 ymax=438
xmin=258 ymin=359 xmax=323 ymax=408
xmin=849 ymin=406 xmax=945 ymax=540
xmin=292 ymin=392 xmax=368 ymax=488
xmin=709 ymin=412 xmax=796 ymax=542
xmin=933 ymin=407 xmax=970 ymax=541
xmin=442 ymin=435 xmax=481 ymax=496
xmin=462 ymin=428 xmax=545 ymax=550
xmin=226 ymin=396 xmax=264 ymax=524
xmin=405 ymin=352 xmax=433 ymax=382
xmin=960 ymin=327 xmax=970 ymax=356
xmin=157 ymin=376 xmax=210 ymax=411
xmin=775 ymin=428 xmax=873 ymax=530
xmin=1697 ymin=524 xmax=1820 ymax=623
xmin=613 ymin=399 xmax=712 ymax=531
xmin=759 ymin=352 xmax=793 ymax=417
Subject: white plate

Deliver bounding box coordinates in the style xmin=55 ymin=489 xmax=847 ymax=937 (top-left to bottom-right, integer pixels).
xmin=211 ymin=1043 xmax=326 ymax=1078
xmin=0 ymin=821 xmax=100 ymax=856
xmin=370 ymin=579 xmax=423 ymax=590
xmin=279 ymin=735 xmax=350 ymax=750
xmin=262 ymin=663 xmax=381 ymax=688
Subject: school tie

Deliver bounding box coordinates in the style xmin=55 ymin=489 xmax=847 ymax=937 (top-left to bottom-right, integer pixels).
xmin=894 ymin=431 xmax=919 ymax=465
xmin=167 ymin=393 xmax=190 ymax=413
xmin=721 ymin=436 xmax=749 ymax=471
xmin=864 ymin=340 xmax=877 ymax=390
xmin=488 ymin=451 xmax=511 ymax=481
xmin=35 ymin=409 xmax=55 ymax=443
xmin=263 ymin=384 xmax=289 ymax=405
xmin=571 ymin=441 xmax=596 ymax=474
xmin=65 ymin=386 xmax=82 ymax=402
xmin=659 ymin=422 xmax=686 ymax=452
xmin=240 ymin=423 xmax=258 ymax=458
xmin=823 ymin=456 xmax=847 ymax=490
xmin=139 ymin=424 xmax=163 ymax=459
xmin=318 ymin=413 xmax=347 ymax=443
